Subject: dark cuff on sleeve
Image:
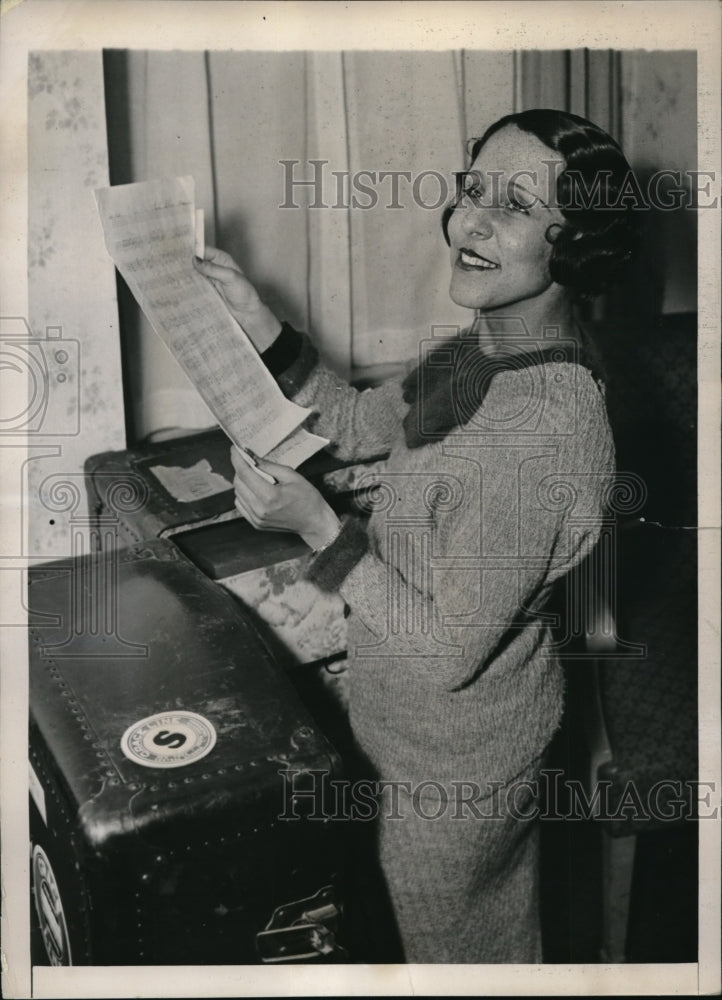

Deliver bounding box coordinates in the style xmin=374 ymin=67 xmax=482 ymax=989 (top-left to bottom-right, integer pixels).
xmin=261 ymin=321 xmax=302 ymax=376
xmin=260 ymin=321 xmax=318 ymax=396
xmin=305 ymin=515 xmax=370 ymax=593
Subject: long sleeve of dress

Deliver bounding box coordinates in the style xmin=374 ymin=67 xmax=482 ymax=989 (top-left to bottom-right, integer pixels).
xmin=262 ymin=322 xmax=408 ymax=462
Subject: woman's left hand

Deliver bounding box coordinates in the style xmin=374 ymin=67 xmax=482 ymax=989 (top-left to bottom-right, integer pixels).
xmin=230 ymin=446 xmax=341 ymax=552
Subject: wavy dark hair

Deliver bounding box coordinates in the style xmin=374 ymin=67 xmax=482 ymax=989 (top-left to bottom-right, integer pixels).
xmin=442 ymin=109 xmax=640 ymax=300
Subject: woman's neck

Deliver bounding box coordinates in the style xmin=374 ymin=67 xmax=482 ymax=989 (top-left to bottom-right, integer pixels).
xmin=472 ymin=291 xmax=578 ymax=355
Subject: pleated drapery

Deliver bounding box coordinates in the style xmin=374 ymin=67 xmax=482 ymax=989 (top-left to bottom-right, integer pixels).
xmin=109 ymin=50 xmax=219 ymax=437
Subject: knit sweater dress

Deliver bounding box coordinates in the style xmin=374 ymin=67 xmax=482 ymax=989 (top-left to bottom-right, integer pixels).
xmin=265 ymin=323 xmax=615 ymax=963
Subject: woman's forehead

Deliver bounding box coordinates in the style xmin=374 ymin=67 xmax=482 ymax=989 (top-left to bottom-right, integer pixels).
xmin=470 ymin=125 xmax=565 ymax=201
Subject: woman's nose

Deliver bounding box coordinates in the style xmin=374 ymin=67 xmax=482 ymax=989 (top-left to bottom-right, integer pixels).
xmin=459 ymin=203 xmax=493 ymax=239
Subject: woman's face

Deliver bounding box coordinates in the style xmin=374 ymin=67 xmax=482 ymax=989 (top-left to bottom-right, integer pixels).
xmin=447 ymin=125 xmax=568 ymax=316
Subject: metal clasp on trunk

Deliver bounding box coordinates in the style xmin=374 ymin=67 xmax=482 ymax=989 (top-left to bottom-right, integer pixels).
xmin=256 ymin=885 xmax=345 ymax=962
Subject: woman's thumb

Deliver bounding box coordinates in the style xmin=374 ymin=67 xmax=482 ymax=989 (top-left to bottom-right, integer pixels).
xmin=203 ymin=246 xmax=239 ymax=268
xmin=253 ymin=453 xmax=292 ymax=481
xmin=193 ymin=255 xmax=233 ymax=283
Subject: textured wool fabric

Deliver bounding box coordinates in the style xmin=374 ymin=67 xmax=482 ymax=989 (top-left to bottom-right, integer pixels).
xmin=306 ymin=514 xmax=370 ymax=592
xmin=374 ymin=755 xmax=545 ymax=963
xmin=263 ymin=324 xmax=615 ymax=961
xmin=400 ymin=334 xmax=603 ymax=449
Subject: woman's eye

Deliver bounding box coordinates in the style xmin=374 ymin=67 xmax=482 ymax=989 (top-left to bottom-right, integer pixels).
xmin=458 ymin=182 xmax=531 ymax=214
xmin=506 ymin=197 xmax=531 ymax=215
xmin=462 ymin=185 xmax=484 ymax=205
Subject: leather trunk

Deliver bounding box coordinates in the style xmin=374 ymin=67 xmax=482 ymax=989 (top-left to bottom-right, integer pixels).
xmin=28 ymin=538 xmax=344 ymax=966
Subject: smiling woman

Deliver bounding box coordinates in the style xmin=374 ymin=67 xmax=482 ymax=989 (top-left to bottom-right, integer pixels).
xmin=192 ymin=108 xmax=640 ymax=963
xmin=447 ymin=125 xmax=569 ymax=323
xmin=445 ymin=110 xmax=638 ymax=323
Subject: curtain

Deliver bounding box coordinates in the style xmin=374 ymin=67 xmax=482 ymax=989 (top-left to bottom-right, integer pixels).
xmin=107 ymin=51 xmax=218 ymax=438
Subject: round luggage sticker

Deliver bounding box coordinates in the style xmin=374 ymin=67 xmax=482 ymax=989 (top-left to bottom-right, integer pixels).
xmin=120 ymin=711 xmax=217 ymax=769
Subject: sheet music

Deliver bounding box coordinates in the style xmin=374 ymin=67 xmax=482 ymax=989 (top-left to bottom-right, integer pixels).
xmin=267 ymin=425 xmax=331 ymax=466
xmin=95 ymin=176 xmax=327 ymax=462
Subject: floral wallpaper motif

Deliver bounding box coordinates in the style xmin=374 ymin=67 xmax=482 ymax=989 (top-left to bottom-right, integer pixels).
xmin=29 ymin=52 xmax=93 ymax=130
xmin=27 ymin=51 xmax=125 ymax=557
xmin=28 ymin=53 xmax=110 ymax=280
xmin=27 ymin=198 xmax=57 ymax=271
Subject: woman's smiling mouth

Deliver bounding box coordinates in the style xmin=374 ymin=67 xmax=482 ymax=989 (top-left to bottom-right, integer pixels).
xmin=457 ymin=248 xmax=500 ymax=270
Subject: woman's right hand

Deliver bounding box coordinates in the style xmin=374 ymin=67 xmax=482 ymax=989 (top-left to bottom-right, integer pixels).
xmin=193 ymin=246 xmax=282 ymax=353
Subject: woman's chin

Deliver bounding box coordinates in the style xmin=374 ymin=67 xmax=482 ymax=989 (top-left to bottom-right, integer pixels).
xmin=449 ymin=280 xmax=486 ymax=311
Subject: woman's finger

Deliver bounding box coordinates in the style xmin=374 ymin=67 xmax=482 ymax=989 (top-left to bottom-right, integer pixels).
xmin=233 ymin=471 xmax=271 ymax=512
xmin=230 ymin=444 xmax=254 ymax=473
xmin=232 ymin=477 xmax=266 ymax=523
xmin=233 ymin=494 xmax=258 ymax=527
xmin=202 ymin=246 xmax=243 ymax=271
xmin=192 ymin=255 xmax=239 ymax=285
xmin=231 ymin=448 xmax=276 ymax=495
xmin=249 ymin=453 xmax=296 ymax=485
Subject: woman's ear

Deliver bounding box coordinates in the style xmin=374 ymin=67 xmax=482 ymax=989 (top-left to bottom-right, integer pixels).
xmin=545 ymin=222 xmax=565 ymax=244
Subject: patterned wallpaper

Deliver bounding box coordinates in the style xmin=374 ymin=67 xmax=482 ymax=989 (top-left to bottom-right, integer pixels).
xmin=27 ymin=51 xmax=126 ymax=558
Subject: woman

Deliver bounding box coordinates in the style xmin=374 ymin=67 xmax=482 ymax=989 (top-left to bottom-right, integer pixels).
xmin=193 ymin=109 xmax=638 ymax=963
